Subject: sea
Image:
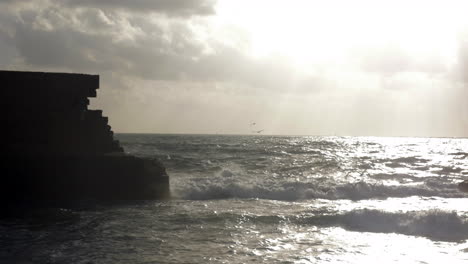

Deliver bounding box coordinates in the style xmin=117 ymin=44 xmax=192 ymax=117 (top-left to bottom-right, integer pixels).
xmin=1 ymin=134 xmax=468 ymax=263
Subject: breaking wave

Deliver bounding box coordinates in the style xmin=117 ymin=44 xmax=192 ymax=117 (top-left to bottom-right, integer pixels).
xmin=172 ymin=171 xmax=466 ymax=201
xmin=302 ymin=209 xmax=468 ymax=242
xmin=163 ymin=207 xmax=468 ymax=242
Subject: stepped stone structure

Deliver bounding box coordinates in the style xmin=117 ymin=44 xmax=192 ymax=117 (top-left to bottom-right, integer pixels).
xmin=0 ymin=70 xmax=170 ymax=202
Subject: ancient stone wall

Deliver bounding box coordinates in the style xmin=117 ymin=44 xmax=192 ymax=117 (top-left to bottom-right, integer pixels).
xmin=0 ymin=70 xmax=169 ymax=202
xmin=0 ymin=70 xmax=122 ymax=156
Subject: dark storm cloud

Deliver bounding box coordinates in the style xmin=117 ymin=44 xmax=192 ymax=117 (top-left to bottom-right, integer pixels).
xmin=64 ymin=0 xmax=216 ymax=16
xmin=0 ymin=3 xmax=323 ymax=93
xmin=13 ymin=24 xmax=118 ymax=72
xmin=0 ymin=0 xmax=29 ymax=2
xmin=0 ymin=3 xmax=199 ymax=75
xmin=0 ymin=0 xmax=216 ymax=16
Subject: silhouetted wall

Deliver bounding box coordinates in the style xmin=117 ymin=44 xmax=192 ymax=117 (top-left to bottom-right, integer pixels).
xmin=0 ymin=70 xmax=169 ymax=202
xmin=0 ymin=70 xmax=122 ymax=155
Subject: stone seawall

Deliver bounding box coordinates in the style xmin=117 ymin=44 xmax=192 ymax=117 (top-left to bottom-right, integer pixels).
xmin=0 ymin=70 xmax=170 ymax=202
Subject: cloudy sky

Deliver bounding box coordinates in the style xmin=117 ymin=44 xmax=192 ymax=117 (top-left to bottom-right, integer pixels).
xmin=1 ymin=0 xmax=468 ymax=137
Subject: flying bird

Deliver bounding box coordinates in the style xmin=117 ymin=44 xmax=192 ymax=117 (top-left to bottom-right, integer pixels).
xmin=254 ymin=129 xmax=264 ymax=134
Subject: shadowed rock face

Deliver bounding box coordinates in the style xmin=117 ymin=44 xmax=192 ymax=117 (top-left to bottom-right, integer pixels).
xmin=0 ymin=70 xmax=170 ymax=202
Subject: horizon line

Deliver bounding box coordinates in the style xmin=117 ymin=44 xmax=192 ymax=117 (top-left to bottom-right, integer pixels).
xmin=113 ymin=132 xmax=468 ymax=139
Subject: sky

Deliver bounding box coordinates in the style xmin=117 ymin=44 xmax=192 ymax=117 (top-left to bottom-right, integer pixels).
xmin=1 ymin=0 xmax=468 ymax=137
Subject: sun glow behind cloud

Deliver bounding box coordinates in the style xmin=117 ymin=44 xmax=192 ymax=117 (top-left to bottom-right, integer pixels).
xmin=215 ymin=0 xmax=466 ymax=70
xmin=196 ymin=0 xmax=468 ymax=136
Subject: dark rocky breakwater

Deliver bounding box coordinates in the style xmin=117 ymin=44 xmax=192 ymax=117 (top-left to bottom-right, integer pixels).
xmin=0 ymin=70 xmax=170 ymax=203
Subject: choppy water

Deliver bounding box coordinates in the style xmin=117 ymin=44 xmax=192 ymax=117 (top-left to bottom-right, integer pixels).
xmin=2 ymin=134 xmax=468 ymax=263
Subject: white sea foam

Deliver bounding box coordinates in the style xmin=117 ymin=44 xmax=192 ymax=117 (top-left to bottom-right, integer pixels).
xmin=171 ymin=170 xmax=467 ymax=201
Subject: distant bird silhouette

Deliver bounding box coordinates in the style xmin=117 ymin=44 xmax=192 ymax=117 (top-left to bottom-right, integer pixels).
xmin=253 ymin=129 xmax=264 ymax=134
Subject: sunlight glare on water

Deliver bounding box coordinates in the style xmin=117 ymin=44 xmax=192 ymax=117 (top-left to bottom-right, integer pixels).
xmin=2 ymin=135 xmax=468 ymax=263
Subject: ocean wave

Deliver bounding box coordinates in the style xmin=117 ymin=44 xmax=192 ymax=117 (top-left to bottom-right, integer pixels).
xmin=203 ymin=209 xmax=468 ymax=242
xmin=302 ymin=209 xmax=468 ymax=242
xmin=375 ymin=156 xmax=431 ymax=169
xmin=160 ymin=207 xmax=468 ymax=242
xmin=172 ymin=173 xmax=466 ymax=201
xmin=449 ymin=152 xmax=468 ymax=159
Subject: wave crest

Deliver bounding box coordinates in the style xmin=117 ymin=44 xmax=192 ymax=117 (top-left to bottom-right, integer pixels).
xmin=172 ymin=171 xmax=466 ymax=201
xmin=305 ymin=209 xmax=468 ymax=242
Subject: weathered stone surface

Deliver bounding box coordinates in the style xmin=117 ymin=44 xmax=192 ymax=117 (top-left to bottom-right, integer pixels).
xmin=0 ymin=70 xmax=170 ymax=202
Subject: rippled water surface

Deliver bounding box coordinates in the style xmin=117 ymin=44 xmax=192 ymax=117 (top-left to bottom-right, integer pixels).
xmin=2 ymin=135 xmax=468 ymax=263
